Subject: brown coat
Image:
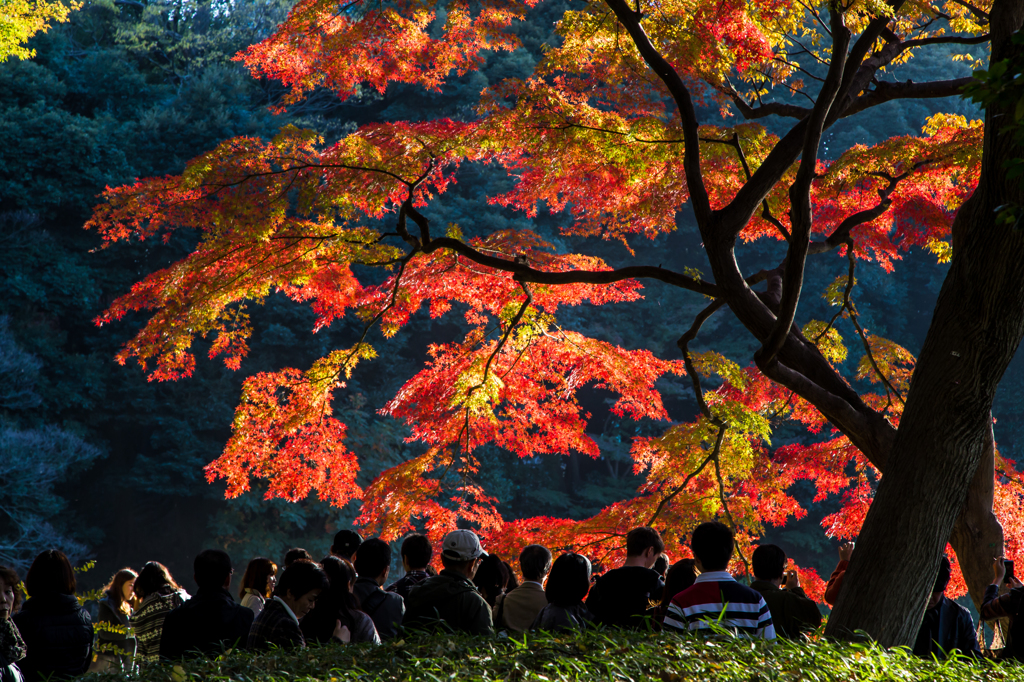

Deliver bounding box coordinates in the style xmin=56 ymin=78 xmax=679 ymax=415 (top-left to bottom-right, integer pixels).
xmin=494 ymin=582 xmax=547 ymax=632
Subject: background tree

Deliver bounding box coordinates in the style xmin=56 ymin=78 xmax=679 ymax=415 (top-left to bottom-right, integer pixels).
xmin=0 ymin=0 xmax=78 ymax=62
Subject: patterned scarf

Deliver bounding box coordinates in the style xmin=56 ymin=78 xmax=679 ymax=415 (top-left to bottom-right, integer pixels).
xmin=0 ymin=618 xmax=25 ymax=664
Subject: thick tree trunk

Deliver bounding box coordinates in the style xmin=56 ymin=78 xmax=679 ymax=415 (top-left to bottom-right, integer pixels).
xmin=825 ymin=0 xmax=1024 ymax=644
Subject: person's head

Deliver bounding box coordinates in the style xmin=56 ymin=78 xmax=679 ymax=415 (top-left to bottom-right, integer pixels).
xmin=401 ymin=534 xmax=433 ymax=572
xmin=625 ymin=527 xmax=665 ymax=568
xmin=273 ymin=560 xmax=329 ymax=619
xmin=240 ymin=557 xmax=278 ymax=600
xmin=194 ymin=549 xmax=233 ymax=591
xmin=660 ymin=559 xmax=698 ymax=607
xmin=102 ymin=568 xmax=138 ymax=611
xmin=440 ymin=529 xmax=487 ymax=580
xmin=933 ymin=556 xmax=952 ymax=595
xmin=519 ymin=545 xmax=553 ymax=583
xmin=691 ymin=522 xmax=734 ymax=572
xmin=353 ymin=538 xmax=392 ymax=584
xmin=25 ymin=549 xmax=76 ymax=597
xmin=320 ymin=556 xmax=361 ymax=618
xmin=504 ymin=560 xmax=519 ymax=591
xmin=544 ymin=553 xmax=592 ymax=607
xmin=284 ymin=548 xmax=314 ymax=568
xmin=0 ymin=566 xmax=22 ymax=620
xmin=752 ymin=544 xmax=787 ymax=583
xmin=473 ymin=554 xmax=509 ymax=606
xmin=332 ymin=530 xmax=363 ymax=561
xmin=134 ymin=561 xmax=179 ymax=600
xmin=653 ymin=554 xmax=670 ymax=578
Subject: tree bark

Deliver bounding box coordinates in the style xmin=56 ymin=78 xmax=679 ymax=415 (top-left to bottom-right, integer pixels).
xmin=825 ymin=0 xmax=1024 ymax=644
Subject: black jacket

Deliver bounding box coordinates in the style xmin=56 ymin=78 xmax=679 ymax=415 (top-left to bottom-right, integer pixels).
xmin=585 ymin=566 xmax=664 ymax=629
xmin=159 ymin=587 xmax=253 ymax=660
xmin=750 ymin=581 xmax=822 ymax=639
xmin=402 ymin=570 xmax=493 ymax=636
xmin=914 ymin=595 xmax=980 ymax=660
xmin=12 ymin=594 xmax=92 ymax=681
xmin=353 ymin=578 xmax=404 ymax=640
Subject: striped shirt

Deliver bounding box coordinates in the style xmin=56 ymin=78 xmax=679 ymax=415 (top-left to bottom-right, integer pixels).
xmin=663 ymin=571 xmax=775 ymax=640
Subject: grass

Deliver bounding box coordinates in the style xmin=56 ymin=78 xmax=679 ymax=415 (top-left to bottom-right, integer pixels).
xmin=85 ymin=629 xmax=1024 ymax=682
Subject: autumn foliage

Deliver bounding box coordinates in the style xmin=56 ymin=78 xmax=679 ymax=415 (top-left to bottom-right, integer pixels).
xmin=86 ymin=0 xmax=1014 ymax=601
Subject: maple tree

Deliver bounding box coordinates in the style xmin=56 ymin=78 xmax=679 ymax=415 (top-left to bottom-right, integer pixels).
xmin=0 ymin=0 xmax=78 ymax=62
xmin=85 ymin=0 xmax=1024 ymax=643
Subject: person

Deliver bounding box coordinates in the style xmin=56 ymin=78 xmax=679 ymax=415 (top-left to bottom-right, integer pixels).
xmin=93 ymin=568 xmax=137 ymax=671
xmin=11 ymin=549 xmax=93 ymax=680
xmin=352 ymin=538 xmax=404 ymax=640
xmin=160 ymin=550 xmax=254 ymax=660
xmin=302 ymin=557 xmax=380 ymax=645
xmin=981 ymin=556 xmax=1024 ymax=661
xmin=239 ymin=558 xmax=277 ymax=617
xmin=403 ymin=529 xmax=493 ymax=635
xmin=494 ymin=545 xmax=551 ymax=632
xmin=386 ymin=534 xmax=432 ymax=599
xmin=749 ymin=544 xmax=821 ymax=639
xmin=650 ymin=559 xmax=697 ymax=625
xmin=585 ymin=526 xmax=665 ymax=629
xmin=531 ymin=553 xmax=593 ymax=632
xmin=284 ymin=548 xmax=314 ymax=568
xmin=913 ymin=556 xmax=980 ymax=659
xmin=0 ymin=566 xmax=26 ymax=682
xmin=824 ymin=541 xmax=854 ymax=606
xmin=503 ymin=560 xmax=520 ymax=592
xmin=248 ymin=559 xmax=344 ymax=650
xmin=132 ymin=561 xmax=187 ymax=665
xmin=331 ymin=530 xmax=363 ymax=563
xmin=653 ymin=554 xmax=670 ymax=580
xmin=664 ymin=522 xmax=775 ymax=639
xmin=473 ymin=555 xmax=510 ymax=607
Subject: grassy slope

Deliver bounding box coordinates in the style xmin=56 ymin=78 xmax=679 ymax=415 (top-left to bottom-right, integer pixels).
xmin=87 ymin=630 xmax=1023 ymax=681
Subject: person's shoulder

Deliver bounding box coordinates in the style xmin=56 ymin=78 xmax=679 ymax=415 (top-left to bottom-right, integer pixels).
xmin=723 ymin=580 xmax=768 ymax=604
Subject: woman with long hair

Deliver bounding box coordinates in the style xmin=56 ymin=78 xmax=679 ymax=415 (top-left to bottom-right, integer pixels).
xmin=301 ymin=557 xmax=379 ymax=645
xmin=12 ymin=550 xmax=93 ymax=680
xmin=531 ymin=553 xmax=594 ymax=632
xmin=92 ymin=568 xmax=138 ymax=671
xmin=131 ymin=562 xmax=185 ymax=665
xmin=650 ymin=559 xmax=697 ymax=626
xmin=0 ymin=566 xmax=26 ymax=682
xmin=239 ymin=557 xmax=277 ymax=617
xmin=472 ymin=555 xmax=510 ymax=607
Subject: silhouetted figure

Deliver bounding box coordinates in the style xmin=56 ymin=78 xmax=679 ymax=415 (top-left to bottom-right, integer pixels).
xmin=386 ymin=534 xmax=432 ymax=600
xmin=403 ymin=530 xmax=493 ymax=635
xmin=248 ymin=560 xmax=337 ymax=650
xmin=494 ymin=545 xmax=551 ymax=632
xmin=132 ymin=562 xmax=186 ymax=665
xmin=750 ymin=544 xmax=821 ymax=639
xmin=586 ymin=527 xmax=665 ymax=629
xmin=353 ymin=539 xmax=404 ymax=640
xmin=473 ymin=555 xmax=510 ymax=607
xmin=0 ymin=566 xmax=26 ymax=682
xmin=531 ymin=553 xmax=593 ymax=632
xmin=283 ymin=548 xmax=314 ymax=568
xmin=239 ymin=557 xmax=277 ymax=617
xmin=12 ymin=550 xmax=92 ymax=680
xmin=160 ymin=550 xmax=254 ymax=660
xmin=302 ymin=557 xmax=380 ymax=645
xmin=653 ymin=554 xmax=670 ymax=580
xmin=331 ymin=530 xmax=363 ymax=562
xmin=914 ymin=556 xmax=979 ymax=659
xmin=93 ymin=568 xmax=137 ymax=670
xmin=650 ymin=559 xmax=697 ymax=625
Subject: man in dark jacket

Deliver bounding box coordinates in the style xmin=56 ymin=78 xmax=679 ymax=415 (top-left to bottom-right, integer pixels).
xmin=387 ymin=534 xmax=433 ymax=600
xmin=585 ymin=527 xmax=664 ymax=629
xmin=160 ymin=550 xmax=254 ymax=660
xmin=403 ymin=530 xmax=493 ymax=635
xmin=750 ymin=544 xmax=822 ymax=639
xmin=352 ymin=538 xmax=405 ymax=640
xmin=916 ymin=556 xmax=980 ymax=659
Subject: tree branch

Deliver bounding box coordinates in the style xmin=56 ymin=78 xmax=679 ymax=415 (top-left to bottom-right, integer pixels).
xmin=843 ymin=78 xmax=974 ymax=117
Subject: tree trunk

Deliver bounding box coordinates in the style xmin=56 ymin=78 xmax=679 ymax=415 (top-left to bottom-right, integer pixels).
xmin=825 ymin=0 xmax=1024 ymax=644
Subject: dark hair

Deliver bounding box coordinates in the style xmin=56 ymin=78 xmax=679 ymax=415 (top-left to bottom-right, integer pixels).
xmin=545 ymin=554 xmax=591 ymax=607
xmin=25 ymin=549 xmax=76 ymax=597
xmin=934 ymin=556 xmax=952 ymax=594
xmin=135 ymin=561 xmax=180 ymax=599
xmin=691 ymin=522 xmax=734 ymax=572
xmin=240 ymin=557 xmax=278 ymax=600
xmin=504 ymin=560 xmax=519 ymax=591
xmin=0 ymin=566 xmax=23 ymax=613
xmin=194 ymin=549 xmax=232 ymax=590
xmin=519 ymin=545 xmax=552 ymax=582
xmin=284 ymin=548 xmax=314 ymax=568
xmin=321 ymin=556 xmax=361 ymax=623
xmin=752 ymin=544 xmax=787 ymax=582
xmin=275 ymin=560 xmax=329 ymax=599
xmin=401 ymin=534 xmax=433 ymax=570
xmin=625 ymin=527 xmax=665 ymax=557
xmin=653 ymin=554 xmax=669 ymax=578
xmin=660 ymin=559 xmax=698 ymax=608
xmin=102 ymin=568 xmax=137 ymax=611
xmin=353 ymin=538 xmax=391 ymax=579
xmin=332 ymin=530 xmax=363 ymax=560
xmin=473 ymin=554 xmax=509 ymax=606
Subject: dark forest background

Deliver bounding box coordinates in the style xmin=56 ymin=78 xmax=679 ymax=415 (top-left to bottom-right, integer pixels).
xmin=0 ymin=0 xmax=1011 ymax=598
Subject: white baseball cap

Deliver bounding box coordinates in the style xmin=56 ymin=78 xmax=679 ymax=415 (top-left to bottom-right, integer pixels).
xmin=441 ymin=529 xmax=487 ymax=561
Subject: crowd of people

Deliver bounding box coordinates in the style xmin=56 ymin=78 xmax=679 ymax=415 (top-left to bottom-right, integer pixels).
xmin=0 ymin=521 xmax=1017 ymax=680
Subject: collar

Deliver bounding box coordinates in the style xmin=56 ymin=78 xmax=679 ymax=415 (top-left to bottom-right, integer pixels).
xmin=522 ymin=581 xmax=544 ymax=589
xmin=439 ymin=568 xmax=474 ymax=585
xmin=750 ymin=580 xmax=781 ymax=591
xmin=694 ymin=570 xmax=735 ymax=584
xmin=272 ymin=596 xmax=300 ymax=626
